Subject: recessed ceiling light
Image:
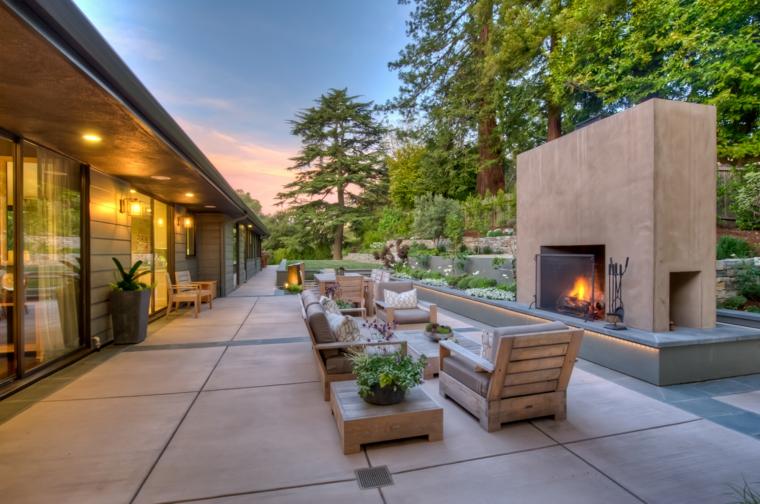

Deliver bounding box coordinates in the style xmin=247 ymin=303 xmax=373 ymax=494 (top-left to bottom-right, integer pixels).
xmin=204 ymin=205 xmax=216 ymax=209
xmin=82 ymin=133 xmax=102 ymax=143
xmin=150 ymin=175 xmax=171 ymax=181
xmin=185 ymin=192 xmax=195 ymax=197
xmin=129 ymin=189 xmax=136 ymax=194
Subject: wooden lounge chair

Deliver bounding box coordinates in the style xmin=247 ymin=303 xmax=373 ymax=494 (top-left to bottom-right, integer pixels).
xmin=439 ymin=321 xmax=583 ymax=431
xmin=374 ymin=280 xmax=437 ymax=326
xmin=175 ymin=270 xmax=216 ymax=303
xmin=300 ymin=291 xmax=407 ymax=400
xmin=166 ymin=272 xmax=212 ymax=318
xmin=335 ymin=275 xmax=367 ymax=319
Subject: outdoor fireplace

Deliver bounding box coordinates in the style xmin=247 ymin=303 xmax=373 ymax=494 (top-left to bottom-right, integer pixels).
xmin=536 ymin=246 xmax=605 ymax=321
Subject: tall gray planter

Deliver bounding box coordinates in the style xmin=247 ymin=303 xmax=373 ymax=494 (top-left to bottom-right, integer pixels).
xmin=110 ymin=290 xmax=151 ymax=344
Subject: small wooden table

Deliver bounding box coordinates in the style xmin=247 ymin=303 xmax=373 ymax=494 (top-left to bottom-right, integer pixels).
xmin=395 ymin=330 xmax=482 ymax=378
xmin=314 ymin=272 xmax=362 ymax=295
xmin=330 ymin=381 xmax=443 ymax=454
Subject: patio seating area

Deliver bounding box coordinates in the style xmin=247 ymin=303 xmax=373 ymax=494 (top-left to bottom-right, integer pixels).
xmin=2 ymin=266 xmax=760 ymax=503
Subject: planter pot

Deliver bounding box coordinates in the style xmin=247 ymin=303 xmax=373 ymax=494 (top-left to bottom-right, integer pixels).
xmin=110 ymin=289 xmax=151 ymax=344
xmin=363 ymin=384 xmax=406 ymax=406
xmin=424 ymin=330 xmax=452 ymax=342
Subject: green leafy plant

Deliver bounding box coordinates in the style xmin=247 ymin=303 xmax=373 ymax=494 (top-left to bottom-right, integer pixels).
xmin=717 ymin=236 xmax=755 ymax=259
xmin=732 ymin=166 xmax=760 ymax=231
xmin=425 ymin=323 xmax=452 ymax=335
xmin=350 ymin=352 xmax=427 ymax=397
xmin=737 ymin=264 xmax=760 ymax=301
xmin=720 ymin=295 xmax=748 ymax=310
xmin=335 ymin=299 xmax=353 ymax=309
xmin=110 ymin=258 xmax=151 ymax=292
xmin=284 ymin=283 xmax=304 ymax=294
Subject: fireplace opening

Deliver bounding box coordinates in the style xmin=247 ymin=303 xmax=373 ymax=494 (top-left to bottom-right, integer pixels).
xmin=536 ymin=245 xmax=605 ymax=320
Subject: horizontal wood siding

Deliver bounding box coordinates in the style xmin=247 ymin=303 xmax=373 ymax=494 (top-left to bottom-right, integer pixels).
xmin=89 ymin=169 xmax=130 ymax=344
xmin=197 ymin=214 xmax=224 ymax=293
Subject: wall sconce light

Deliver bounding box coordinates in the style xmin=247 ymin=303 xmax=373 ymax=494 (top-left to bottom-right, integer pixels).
xmin=120 ymin=197 xmax=144 ymax=216
xmin=183 ymin=217 xmax=194 ymax=228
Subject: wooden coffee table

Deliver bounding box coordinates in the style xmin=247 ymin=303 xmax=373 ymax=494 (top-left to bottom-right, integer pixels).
xmin=330 ymin=381 xmax=443 ymax=454
xmin=395 ymin=330 xmax=481 ymax=378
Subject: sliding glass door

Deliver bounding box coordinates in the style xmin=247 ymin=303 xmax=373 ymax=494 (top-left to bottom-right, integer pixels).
xmin=0 ymin=138 xmax=14 ymax=381
xmin=130 ymin=193 xmax=170 ymax=314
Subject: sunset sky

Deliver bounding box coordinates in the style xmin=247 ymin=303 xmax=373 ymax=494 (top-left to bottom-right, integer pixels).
xmin=73 ymin=0 xmax=411 ymax=214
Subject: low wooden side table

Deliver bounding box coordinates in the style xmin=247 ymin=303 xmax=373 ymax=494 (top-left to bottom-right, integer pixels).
xmin=330 ymin=380 xmax=443 ymax=454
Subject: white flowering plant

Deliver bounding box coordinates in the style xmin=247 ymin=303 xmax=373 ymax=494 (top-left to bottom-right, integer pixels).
xmin=465 ymin=287 xmax=516 ymax=301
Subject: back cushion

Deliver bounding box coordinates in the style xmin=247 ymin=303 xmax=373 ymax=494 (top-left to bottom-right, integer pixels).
xmin=384 ymin=289 xmax=418 ymax=309
xmin=325 ymin=312 xmax=361 ymax=343
xmin=306 ymin=303 xmax=335 ymax=344
xmin=376 ymin=281 xmax=414 ymax=302
xmin=301 ymin=290 xmax=321 ymax=309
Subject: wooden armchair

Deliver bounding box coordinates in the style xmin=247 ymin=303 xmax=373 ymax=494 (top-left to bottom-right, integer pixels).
xmin=335 ymin=275 xmax=367 ymax=319
xmin=374 ymin=280 xmax=437 ymax=326
xmin=175 ymin=270 xmax=216 ymax=302
xmin=166 ymin=272 xmax=212 ymax=318
xmin=439 ymin=321 xmax=583 ymax=431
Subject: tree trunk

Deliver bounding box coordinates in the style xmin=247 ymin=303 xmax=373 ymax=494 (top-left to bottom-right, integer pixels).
xmin=547 ymin=102 xmax=562 ymax=140
xmin=332 ymin=224 xmax=343 ymax=260
xmin=475 ymin=1 xmax=505 ymax=196
xmin=547 ymin=29 xmax=562 ymax=141
xmin=476 ymin=112 xmax=505 ymax=195
xmin=332 ymin=185 xmax=345 ymax=260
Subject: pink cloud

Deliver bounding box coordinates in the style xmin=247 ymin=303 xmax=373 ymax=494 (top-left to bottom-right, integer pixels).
xmin=177 ymin=118 xmax=296 ymax=214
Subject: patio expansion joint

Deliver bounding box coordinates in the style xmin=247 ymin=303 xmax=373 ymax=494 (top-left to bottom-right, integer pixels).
xmin=201 ymin=379 xmax=321 ymax=393
xmin=530 ymin=421 xmax=653 ymax=504
xmin=129 ymin=299 xmax=259 ymax=504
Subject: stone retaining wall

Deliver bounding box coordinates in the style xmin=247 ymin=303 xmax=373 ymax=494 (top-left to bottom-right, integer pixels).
xmin=716 ymin=257 xmax=760 ymax=301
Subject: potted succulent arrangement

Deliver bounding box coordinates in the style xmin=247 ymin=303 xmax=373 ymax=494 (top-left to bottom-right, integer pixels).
xmin=351 ymin=352 xmax=427 ymax=406
xmin=424 ymin=323 xmax=453 ymax=342
xmin=109 ymin=257 xmax=152 ymax=344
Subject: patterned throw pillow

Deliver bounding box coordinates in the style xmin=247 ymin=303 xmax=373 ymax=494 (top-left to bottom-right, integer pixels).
xmin=319 ymin=295 xmax=341 ymax=315
xmin=325 ymin=312 xmax=361 ymax=344
xmin=384 ymin=289 xmax=418 ymax=309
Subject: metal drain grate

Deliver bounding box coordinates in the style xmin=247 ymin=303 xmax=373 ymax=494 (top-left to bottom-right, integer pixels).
xmin=355 ymin=466 xmax=394 ymax=489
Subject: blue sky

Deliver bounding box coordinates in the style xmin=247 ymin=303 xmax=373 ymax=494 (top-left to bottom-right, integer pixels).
xmin=73 ymin=0 xmax=411 ymax=213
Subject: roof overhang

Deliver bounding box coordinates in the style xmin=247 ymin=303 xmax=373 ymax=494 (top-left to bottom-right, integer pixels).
xmin=0 ymin=0 xmax=268 ymax=235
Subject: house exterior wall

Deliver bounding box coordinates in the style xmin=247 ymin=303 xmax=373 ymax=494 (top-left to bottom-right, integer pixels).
xmin=516 ymin=99 xmax=716 ymax=332
xmin=88 ymin=169 xmax=131 ymax=344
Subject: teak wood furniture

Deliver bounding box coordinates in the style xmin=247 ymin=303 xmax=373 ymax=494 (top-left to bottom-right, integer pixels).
xmin=175 ymin=270 xmax=217 ymax=301
xmin=375 ymin=280 xmax=437 ymax=326
xmin=395 ymin=330 xmax=481 ymax=379
xmin=166 ymin=272 xmax=213 ymax=318
xmin=300 ymin=291 xmax=407 ymax=400
xmin=335 ymin=275 xmax=367 ymax=319
xmin=330 ymin=380 xmax=443 ymax=454
xmin=439 ymin=321 xmax=583 ymax=431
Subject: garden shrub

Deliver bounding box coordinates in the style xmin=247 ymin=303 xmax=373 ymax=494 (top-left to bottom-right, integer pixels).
xmin=720 ymin=295 xmax=747 ymax=310
xmin=732 ymin=166 xmax=760 ymax=230
xmin=746 ymin=305 xmax=760 ymax=313
xmin=737 ymin=264 xmax=760 ymax=301
xmin=412 ymin=194 xmax=461 ymax=245
xmin=716 ymin=236 xmax=755 ymax=259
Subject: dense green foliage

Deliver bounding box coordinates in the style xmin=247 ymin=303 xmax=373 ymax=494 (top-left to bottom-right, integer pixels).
xmin=110 ymin=258 xmax=150 ymax=292
xmin=732 ymin=166 xmax=760 ymax=230
xmin=277 ymin=89 xmax=387 ymax=259
xmin=412 ymin=194 xmax=464 ymax=245
xmin=351 ymin=352 xmax=427 ymax=397
xmin=716 ymin=236 xmax=756 ymax=259
xmin=720 ymin=295 xmax=748 ymax=310
xmin=737 ymin=264 xmax=760 ymax=301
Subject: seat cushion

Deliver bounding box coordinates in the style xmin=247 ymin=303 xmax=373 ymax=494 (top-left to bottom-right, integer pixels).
xmin=306 ymin=303 xmax=334 ymax=344
xmin=324 ymin=354 xmax=353 ymax=374
xmin=490 ymin=321 xmax=568 ymax=362
xmin=442 ymin=355 xmax=491 ymax=397
xmin=391 ymin=308 xmax=431 ymax=325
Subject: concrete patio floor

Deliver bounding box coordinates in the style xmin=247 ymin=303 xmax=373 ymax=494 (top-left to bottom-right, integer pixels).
xmin=2 ymin=267 xmax=760 ymax=503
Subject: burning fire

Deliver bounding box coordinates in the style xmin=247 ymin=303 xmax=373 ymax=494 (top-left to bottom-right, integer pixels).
xmin=568 ymin=276 xmax=592 ymax=301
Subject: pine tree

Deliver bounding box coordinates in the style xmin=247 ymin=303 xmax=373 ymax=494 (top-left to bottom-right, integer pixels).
xmin=277 ymin=89 xmax=387 ymax=259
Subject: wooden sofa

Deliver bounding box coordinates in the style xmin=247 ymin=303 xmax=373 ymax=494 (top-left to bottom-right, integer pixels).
xmin=439 ymin=321 xmax=583 ymax=431
xmin=300 ymin=291 xmax=407 ymax=400
xmin=374 ymin=280 xmax=437 ymax=326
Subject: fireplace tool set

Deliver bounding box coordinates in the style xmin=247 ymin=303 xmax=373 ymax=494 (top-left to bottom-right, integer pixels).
xmin=604 ymin=257 xmax=629 ymax=330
